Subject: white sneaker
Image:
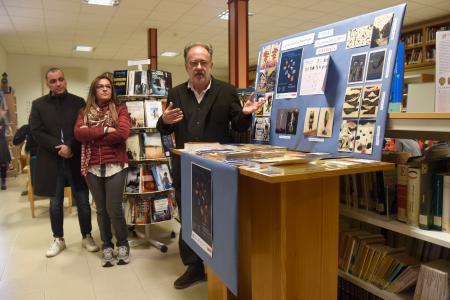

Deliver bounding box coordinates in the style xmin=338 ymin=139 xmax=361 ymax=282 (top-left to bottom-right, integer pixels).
xmin=46 ymin=238 xmax=66 ymax=257
xmin=82 ymin=235 xmax=99 ymax=252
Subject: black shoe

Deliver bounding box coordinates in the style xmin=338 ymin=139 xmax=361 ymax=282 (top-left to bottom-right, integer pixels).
xmin=174 ymin=265 xmax=206 ymax=289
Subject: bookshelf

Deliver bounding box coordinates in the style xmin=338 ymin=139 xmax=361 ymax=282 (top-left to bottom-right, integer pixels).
xmin=340 ymin=205 xmax=450 ymax=248
xmin=338 ymin=270 xmax=411 ymax=300
xmin=339 ymin=112 xmax=450 ymax=299
xmin=401 ymin=16 xmax=450 ymax=69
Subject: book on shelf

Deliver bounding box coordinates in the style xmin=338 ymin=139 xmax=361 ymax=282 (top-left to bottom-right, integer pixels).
xmin=149 ymin=70 xmax=172 ymax=96
xmin=397 ymin=164 xmax=409 ymax=222
xmin=414 ymin=259 xmax=450 ymax=300
xmin=144 ymin=100 xmax=162 ymax=128
xmin=443 ymin=174 xmax=450 ymax=232
xmin=125 ymin=101 xmax=145 ymax=128
xmin=112 ymin=70 xmax=128 ymax=96
xmin=127 ymin=70 xmax=149 ymax=96
xmin=161 ymin=134 xmax=174 ymax=157
xmin=142 ymin=132 xmax=164 ymax=159
xmin=407 ymin=167 xmax=420 ymax=226
xmin=151 ymin=163 xmax=172 ymax=191
xmin=126 ymin=133 xmax=142 ymax=160
xmin=125 ymin=166 xmax=141 ymax=193
xmin=152 ymin=193 xmax=173 ymax=223
xmin=141 ymin=164 xmax=156 ymax=192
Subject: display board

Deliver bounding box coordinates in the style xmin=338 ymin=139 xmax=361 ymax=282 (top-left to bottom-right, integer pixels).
xmin=253 ymin=4 xmax=406 ymax=160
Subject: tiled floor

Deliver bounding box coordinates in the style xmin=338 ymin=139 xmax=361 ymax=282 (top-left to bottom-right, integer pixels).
xmin=0 ymin=174 xmax=207 ymax=300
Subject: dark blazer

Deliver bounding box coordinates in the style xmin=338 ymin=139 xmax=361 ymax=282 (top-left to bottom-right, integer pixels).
xmin=29 ymin=91 xmax=87 ymax=196
xmin=156 ymin=77 xmax=252 ymax=148
xmin=156 ymin=77 xmax=252 ymax=195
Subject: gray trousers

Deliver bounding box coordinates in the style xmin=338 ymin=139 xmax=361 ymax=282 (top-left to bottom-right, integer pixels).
xmin=85 ymin=170 xmax=128 ymax=249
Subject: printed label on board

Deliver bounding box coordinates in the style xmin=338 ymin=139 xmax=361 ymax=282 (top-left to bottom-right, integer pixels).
xmin=281 ymin=33 xmax=315 ymax=51
xmin=385 ymin=50 xmax=392 ymax=79
xmin=279 ymin=135 xmax=291 ymax=140
xmin=376 ymin=125 xmax=381 ymax=146
xmin=380 ymin=91 xmax=386 ymax=111
xmin=390 ymin=18 xmax=398 ymax=40
xmin=314 ymin=34 xmax=346 ymax=48
xmin=318 ymin=29 xmax=334 ymax=39
xmin=316 ymin=44 xmax=338 ymax=55
xmin=308 ymin=137 xmax=325 ymax=142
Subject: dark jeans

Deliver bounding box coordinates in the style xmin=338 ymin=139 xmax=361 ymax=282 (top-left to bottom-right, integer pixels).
xmin=50 ymin=162 xmax=92 ymax=238
xmin=85 ymin=170 xmax=128 ymax=249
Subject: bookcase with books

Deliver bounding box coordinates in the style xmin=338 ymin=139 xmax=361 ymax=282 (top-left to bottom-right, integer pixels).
xmin=113 ymin=68 xmax=176 ymax=252
xmin=338 ymin=113 xmax=450 ymax=300
xmin=401 ymin=16 xmax=450 ymax=69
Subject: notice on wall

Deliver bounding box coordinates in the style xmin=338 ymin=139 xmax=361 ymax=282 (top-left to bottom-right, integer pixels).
xmin=435 ymin=31 xmax=450 ymax=112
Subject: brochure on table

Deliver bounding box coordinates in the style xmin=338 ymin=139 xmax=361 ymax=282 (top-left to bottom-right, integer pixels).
xmin=253 ymin=4 xmax=406 ymax=160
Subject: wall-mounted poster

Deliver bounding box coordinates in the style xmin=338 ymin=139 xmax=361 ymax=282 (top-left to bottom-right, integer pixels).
xmin=259 ymin=43 xmax=281 ymax=69
xmin=346 ymin=25 xmax=373 ymax=49
xmin=360 ymin=84 xmax=382 ymax=118
xmin=263 ymin=92 xmax=273 ymax=116
xmin=317 ymin=107 xmax=335 ymax=137
xmin=342 ymin=86 xmax=363 ymax=118
xmin=276 ymin=48 xmax=303 ymax=99
xmin=348 ymin=53 xmax=367 ymax=84
xmin=354 ymin=120 xmax=376 ymax=154
xmin=371 ymin=13 xmax=394 ymax=48
xmin=366 ymin=49 xmax=386 ymax=81
xmin=299 ymin=55 xmax=330 ymax=95
xmin=191 ymin=163 xmax=213 ymax=257
xmin=253 ymin=117 xmax=271 ymax=142
xmin=338 ymin=120 xmax=357 ymax=152
xmin=275 ymin=108 xmax=299 ymax=135
xmin=256 ymin=67 xmax=276 ymax=93
xmin=303 ymin=107 xmax=320 ymax=136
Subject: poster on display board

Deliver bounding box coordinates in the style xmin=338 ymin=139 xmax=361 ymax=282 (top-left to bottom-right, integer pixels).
xmin=253 ymin=4 xmax=406 ymax=161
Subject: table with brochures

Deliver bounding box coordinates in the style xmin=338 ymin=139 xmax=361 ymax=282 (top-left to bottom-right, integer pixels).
xmin=174 ymin=145 xmax=394 ymax=300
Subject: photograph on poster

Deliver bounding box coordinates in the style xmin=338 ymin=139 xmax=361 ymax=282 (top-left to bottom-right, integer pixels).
xmin=253 ymin=117 xmax=271 ymax=142
xmin=342 ymin=86 xmax=363 ymax=118
xmin=259 ymin=43 xmax=281 ymax=69
xmin=303 ymin=107 xmax=320 ymax=136
xmin=317 ymin=107 xmax=335 ymax=137
xmin=338 ymin=120 xmax=357 ymax=152
xmin=346 ymin=25 xmax=373 ymax=49
xmin=371 ymin=13 xmax=393 ymax=48
xmin=348 ymin=53 xmax=367 ymax=84
xmin=299 ymin=55 xmax=330 ymax=95
xmin=191 ymin=163 xmax=213 ymax=257
xmin=354 ymin=120 xmax=375 ymax=154
xmin=254 ymin=93 xmax=265 ymax=116
xmin=256 ymin=67 xmax=276 ymax=93
xmin=275 ymin=108 xmax=299 ymax=134
xmin=263 ymin=92 xmax=273 ymax=116
xmin=366 ymin=49 xmax=386 ymax=81
xmin=360 ymin=84 xmax=381 ymax=118
xmin=276 ymin=48 xmax=303 ymax=99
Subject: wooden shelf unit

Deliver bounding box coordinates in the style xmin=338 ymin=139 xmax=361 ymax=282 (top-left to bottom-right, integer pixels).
xmin=401 ymin=16 xmax=450 ymax=69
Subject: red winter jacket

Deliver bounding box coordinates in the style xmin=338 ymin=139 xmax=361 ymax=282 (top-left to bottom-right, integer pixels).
xmin=74 ymin=104 xmax=131 ymax=165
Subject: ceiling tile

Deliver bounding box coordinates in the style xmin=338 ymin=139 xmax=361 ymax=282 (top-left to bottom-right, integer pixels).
xmin=5 ymin=7 xmax=44 ymax=18
xmin=154 ymin=1 xmax=195 ymax=13
xmin=2 ymin=0 xmax=42 ymax=8
xmin=43 ymin=0 xmax=80 ymax=12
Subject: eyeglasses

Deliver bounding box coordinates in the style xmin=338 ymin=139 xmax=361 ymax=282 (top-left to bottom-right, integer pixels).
xmin=188 ymin=60 xmax=210 ymax=68
xmin=96 ymin=84 xmax=112 ymax=90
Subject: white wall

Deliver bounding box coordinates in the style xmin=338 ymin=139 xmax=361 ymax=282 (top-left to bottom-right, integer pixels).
xmin=0 ymin=45 xmax=6 ymax=74
xmin=7 ymin=54 xmax=228 ymax=126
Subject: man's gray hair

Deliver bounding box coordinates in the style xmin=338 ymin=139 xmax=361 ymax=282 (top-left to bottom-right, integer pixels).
xmin=183 ymin=43 xmax=213 ymax=63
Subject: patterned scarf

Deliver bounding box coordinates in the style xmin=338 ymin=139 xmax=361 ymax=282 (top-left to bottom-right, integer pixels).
xmin=81 ymin=102 xmax=118 ymax=176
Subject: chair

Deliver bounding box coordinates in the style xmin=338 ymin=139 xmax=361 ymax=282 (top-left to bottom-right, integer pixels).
xmin=24 ymin=155 xmax=72 ymax=218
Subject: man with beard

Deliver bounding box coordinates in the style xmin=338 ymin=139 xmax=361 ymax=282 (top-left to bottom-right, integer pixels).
xmin=157 ymin=43 xmax=263 ymax=289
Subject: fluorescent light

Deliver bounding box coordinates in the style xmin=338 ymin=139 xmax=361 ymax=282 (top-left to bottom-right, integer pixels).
xmin=217 ymin=9 xmax=254 ymax=21
xmin=75 ymin=45 xmax=94 ymax=52
xmin=83 ymin=0 xmax=119 ymax=6
xmin=160 ymin=52 xmax=178 ymax=57
xmin=218 ymin=10 xmax=229 ymax=20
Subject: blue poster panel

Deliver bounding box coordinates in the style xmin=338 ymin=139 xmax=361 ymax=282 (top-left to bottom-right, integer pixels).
xmin=181 ymin=152 xmax=239 ymax=295
xmin=254 ymin=4 xmax=406 ymax=160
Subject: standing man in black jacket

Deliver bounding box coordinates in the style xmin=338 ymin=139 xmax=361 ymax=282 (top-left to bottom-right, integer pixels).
xmin=29 ymin=68 xmax=99 ymax=257
xmin=157 ymin=43 xmax=264 ymax=289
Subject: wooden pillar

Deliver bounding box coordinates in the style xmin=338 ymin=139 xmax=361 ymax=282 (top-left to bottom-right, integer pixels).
xmin=228 ymin=0 xmax=249 ymax=88
xmin=148 ymin=28 xmax=158 ymax=70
